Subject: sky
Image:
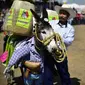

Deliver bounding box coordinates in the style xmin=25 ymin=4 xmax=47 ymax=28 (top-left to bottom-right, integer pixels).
xmin=56 ymin=0 xmax=85 ymax=5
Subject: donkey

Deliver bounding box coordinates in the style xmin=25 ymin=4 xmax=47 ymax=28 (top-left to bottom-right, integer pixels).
xmin=30 ymin=8 xmax=67 ymax=63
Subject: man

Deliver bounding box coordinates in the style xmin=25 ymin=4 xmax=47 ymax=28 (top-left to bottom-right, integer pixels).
xmin=51 ymin=5 xmax=76 ymax=48
xmin=3 ymin=37 xmax=44 ymax=85
xmin=44 ymin=5 xmax=76 ymax=85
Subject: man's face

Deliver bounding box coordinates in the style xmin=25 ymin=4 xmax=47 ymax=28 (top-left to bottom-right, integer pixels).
xmin=59 ymin=9 xmax=69 ymax=22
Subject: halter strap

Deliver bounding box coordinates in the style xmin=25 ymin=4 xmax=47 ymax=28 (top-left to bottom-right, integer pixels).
xmin=34 ymin=27 xmax=56 ymax=46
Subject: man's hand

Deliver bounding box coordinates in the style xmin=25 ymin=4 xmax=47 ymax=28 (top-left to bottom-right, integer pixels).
xmin=3 ymin=67 xmax=11 ymax=78
xmin=3 ymin=67 xmax=13 ymax=84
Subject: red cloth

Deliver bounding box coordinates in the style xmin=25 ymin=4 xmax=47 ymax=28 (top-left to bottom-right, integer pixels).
xmin=76 ymin=13 xmax=82 ymax=20
xmin=0 ymin=51 xmax=8 ymax=62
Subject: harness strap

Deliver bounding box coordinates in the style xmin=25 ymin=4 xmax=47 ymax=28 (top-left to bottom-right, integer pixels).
xmin=53 ymin=33 xmax=67 ymax=63
xmin=35 ymin=28 xmax=56 ymax=46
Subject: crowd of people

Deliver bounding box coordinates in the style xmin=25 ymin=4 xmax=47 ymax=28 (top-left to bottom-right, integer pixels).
xmin=69 ymin=11 xmax=85 ymax=25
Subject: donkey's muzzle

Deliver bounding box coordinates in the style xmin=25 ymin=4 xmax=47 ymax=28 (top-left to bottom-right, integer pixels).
xmin=52 ymin=48 xmax=62 ymax=56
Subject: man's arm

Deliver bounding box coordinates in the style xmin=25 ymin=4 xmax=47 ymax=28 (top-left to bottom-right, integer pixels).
xmin=24 ymin=61 xmax=40 ymax=71
xmin=8 ymin=44 xmax=30 ymax=68
xmin=3 ymin=43 xmax=30 ymax=76
xmin=63 ymin=26 xmax=75 ymax=47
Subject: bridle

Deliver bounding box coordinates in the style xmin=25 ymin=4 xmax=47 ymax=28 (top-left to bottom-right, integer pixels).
xmin=34 ymin=24 xmax=56 ymax=51
xmin=34 ymin=25 xmax=67 ymax=63
xmin=35 ymin=29 xmax=56 ymax=46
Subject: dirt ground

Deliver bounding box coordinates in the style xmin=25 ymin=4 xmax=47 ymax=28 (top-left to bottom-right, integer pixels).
xmin=0 ymin=25 xmax=85 ymax=85
xmin=67 ymin=25 xmax=85 ymax=85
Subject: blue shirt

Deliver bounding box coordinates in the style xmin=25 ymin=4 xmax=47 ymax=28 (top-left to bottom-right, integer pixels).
xmin=8 ymin=37 xmax=44 ymax=72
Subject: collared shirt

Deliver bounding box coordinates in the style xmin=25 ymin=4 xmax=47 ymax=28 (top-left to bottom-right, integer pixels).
xmin=8 ymin=37 xmax=44 ymax=72
xmin=49 ymin=20 xmax=75 ymax=48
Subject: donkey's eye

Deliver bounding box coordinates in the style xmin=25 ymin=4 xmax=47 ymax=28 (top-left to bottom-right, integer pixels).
xmin=42 ymin=31 xmax=46 ymax=34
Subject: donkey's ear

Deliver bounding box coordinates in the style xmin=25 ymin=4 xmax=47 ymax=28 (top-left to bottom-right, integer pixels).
xmin=30 ymin=9 xmax=41 ymax=22
xmin=41 ymin=7 xmax=48 ymax=21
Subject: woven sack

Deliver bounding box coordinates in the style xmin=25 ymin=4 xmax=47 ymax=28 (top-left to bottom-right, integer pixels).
xmin=3 ymin=0 xmax=35 ymax=36
xmin=46 ymin=9 xmax=59 ymax=21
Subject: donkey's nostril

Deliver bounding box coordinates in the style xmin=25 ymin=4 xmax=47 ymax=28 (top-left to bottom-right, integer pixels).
xmin=52 ymin=48 xmax=57 ymax=52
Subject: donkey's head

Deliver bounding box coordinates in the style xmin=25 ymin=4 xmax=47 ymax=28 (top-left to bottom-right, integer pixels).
xmin=31 ymin=8 xmax=58 ymax=52
xmin=30 ymin=8 xmax=67 ymax=62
